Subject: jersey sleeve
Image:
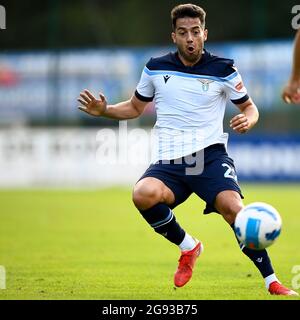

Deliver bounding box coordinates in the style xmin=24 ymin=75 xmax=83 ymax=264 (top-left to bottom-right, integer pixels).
xmin=223 ymin=67 xmax=249 ymax=104
xmin=134 ymin=67 xmax=155 ymax=102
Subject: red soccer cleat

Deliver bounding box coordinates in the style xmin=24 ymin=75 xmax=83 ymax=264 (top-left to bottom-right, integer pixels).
xmin=268 ymin=281 xmax=299 ymax=296
xmin=174 ymin=240 xmax=203 ymax=287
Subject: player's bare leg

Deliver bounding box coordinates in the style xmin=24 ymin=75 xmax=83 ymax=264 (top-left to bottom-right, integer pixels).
xmin=214 ymin=190 xmax=243 ymax=225
xmin=133 ymin=177 xmax=202 ymax=287
xmin=133 ymin=177 xmax=175 ymax=210
xmin=215 ymin=190 xmax=298 ymax=296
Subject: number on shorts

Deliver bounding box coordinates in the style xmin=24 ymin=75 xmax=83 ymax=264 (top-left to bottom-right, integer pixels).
xmin=222 ymin=163 xmax=237 ymax=181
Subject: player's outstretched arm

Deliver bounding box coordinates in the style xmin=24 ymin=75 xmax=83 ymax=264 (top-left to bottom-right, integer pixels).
xmin=77 ymin=89 xmax=149 ymax=119
xmin=282 ymin=29 xmax=300 ymax=104
xmin=230 ymin=98 xmax=259 ymax=134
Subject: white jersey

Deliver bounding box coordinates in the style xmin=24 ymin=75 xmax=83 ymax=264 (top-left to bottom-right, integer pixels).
xmin=135 ymin=50 xmax=249 ymax=163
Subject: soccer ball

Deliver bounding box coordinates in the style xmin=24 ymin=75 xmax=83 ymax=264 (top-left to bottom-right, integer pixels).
xmin=234 ymin=202 xmax=282 ymax=250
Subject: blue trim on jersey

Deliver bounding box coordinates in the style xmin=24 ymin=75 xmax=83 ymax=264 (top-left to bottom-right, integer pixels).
xmin=135 ymin=89 xmax=154 ymax=102
xmin=231 ymin=94 xmax=249 ymax=105
xmin=146 ymin=50 xmax=236 ymax=78
xmin=143 ymin=66 xmax=238 ymax=82
xmin=245 ymin=218 xmax=261 ymax=249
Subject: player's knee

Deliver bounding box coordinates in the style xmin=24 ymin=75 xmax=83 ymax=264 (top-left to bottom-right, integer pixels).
xmin=132 ymin=183 xmax=163 ymax=210
xmin=221 ymin=202 xmax=243 ymax=225
xmin=215 ymin=191 xmax=244 ymax=225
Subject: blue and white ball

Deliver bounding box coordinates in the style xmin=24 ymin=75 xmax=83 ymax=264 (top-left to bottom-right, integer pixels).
xmin=234 ymin=202 xmax=282 ymax=250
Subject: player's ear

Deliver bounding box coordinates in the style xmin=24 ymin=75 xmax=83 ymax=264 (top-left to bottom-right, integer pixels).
xmin=171 ymin=32 xmax=176 ymax=44
xmin=203 ymin=29 xmax=208 ymax=42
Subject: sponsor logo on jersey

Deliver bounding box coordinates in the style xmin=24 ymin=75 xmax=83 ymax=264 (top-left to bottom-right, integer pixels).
xmin=235 ymin=81 xmax=244 ymax=91
xmin=163 ymin=75 xmax=171 ymax=83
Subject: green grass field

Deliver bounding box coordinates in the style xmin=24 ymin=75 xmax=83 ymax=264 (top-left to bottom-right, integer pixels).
xmin=0 ymin=185 xmax=299 ymax=300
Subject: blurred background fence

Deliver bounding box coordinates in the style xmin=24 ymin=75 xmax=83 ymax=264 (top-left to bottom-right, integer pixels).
xmin=0 ymin=0 xmax=300 ymax=187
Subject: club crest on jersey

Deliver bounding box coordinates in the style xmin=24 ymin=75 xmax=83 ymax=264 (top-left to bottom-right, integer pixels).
xmin=198 ymin=79 xmax=214 ymax=91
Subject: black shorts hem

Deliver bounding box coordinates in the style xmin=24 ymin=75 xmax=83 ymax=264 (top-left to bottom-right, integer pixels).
xmin=203 ymin=186 xmax=244 ymax=215
xmin=136 ymin=173 xmax=191 ymax=209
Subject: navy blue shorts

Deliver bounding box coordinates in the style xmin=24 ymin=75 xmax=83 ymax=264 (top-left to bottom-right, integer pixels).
xmin=137 ymin=143 xmax=243 ymax=214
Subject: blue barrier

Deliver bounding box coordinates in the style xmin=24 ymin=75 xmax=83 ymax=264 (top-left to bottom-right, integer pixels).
xmin=228 ymin=135 xmax=300 ymax=181
xmin=0 ymin=41 xmax=294 ymax=122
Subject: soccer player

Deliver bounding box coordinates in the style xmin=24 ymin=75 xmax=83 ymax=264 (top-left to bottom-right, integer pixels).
xmin=282 ymin=29 xmax=300 ymax=104
xmin=78 ymin=4 xmax=298 ymax=296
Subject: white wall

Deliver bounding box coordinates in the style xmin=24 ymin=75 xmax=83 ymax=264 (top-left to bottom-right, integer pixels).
xmin=0 ymin=127 xmax=149 ymax=187
xmin=0 ymin=127 xmax=300 ymax=187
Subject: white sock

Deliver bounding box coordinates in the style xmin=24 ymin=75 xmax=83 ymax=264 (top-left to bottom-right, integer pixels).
xmin=178 ymin=233 xmax=198 ymax=251
xmin=264 ymin=273 xmax=280 ymax=289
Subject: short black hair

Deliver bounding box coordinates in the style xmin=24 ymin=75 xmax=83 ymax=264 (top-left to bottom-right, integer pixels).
xmin=171 ymin=3 xmax=206 ymax=30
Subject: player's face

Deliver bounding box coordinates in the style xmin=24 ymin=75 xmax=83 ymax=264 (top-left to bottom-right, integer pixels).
xmin=172 ymin=17 xmax=207 ymax=66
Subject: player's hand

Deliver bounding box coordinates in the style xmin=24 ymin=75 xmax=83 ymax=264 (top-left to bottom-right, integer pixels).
xmin=282 ymin=80 xmax=300 ymax=104
xmin=229 ymin=113 xmax=250 ymax=134
xmin=77 ymin=89 xmax=107 ymax=116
